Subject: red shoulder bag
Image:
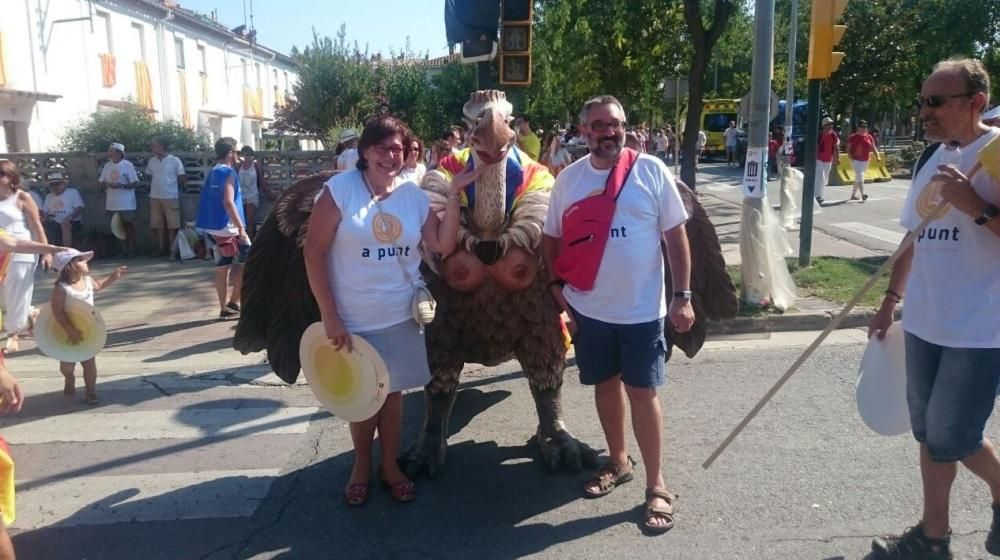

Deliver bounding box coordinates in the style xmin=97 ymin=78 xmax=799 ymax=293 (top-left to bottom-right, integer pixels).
xmin=554 ymin=148 xmax=639 ymax=291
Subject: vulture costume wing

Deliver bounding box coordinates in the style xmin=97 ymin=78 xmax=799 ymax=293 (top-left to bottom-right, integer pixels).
xmin=666 ymin=181 xmax=740 ymax=357
xmin=233 ymin=174 xmax=326 ymax=383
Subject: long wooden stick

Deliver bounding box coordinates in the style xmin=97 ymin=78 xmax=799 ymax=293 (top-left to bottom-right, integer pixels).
xmin=702 ymin=163 xmax=980 ymax=469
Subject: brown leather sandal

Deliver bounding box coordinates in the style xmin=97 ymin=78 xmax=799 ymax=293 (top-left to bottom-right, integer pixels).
xmin=583 ymin=456 xmax=635 ymax=499
xmin=642 ymin=487 xmax=677 ymax=534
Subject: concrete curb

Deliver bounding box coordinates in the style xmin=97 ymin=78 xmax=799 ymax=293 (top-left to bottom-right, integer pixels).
xmin=707 ymin=306 xmax=903 ymax=335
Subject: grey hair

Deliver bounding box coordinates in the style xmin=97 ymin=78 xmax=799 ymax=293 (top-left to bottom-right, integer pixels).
xmin=932 ymin=57 xmax=991 ymax=109
xmin=579 ymin=95 xmax=625 ymax=124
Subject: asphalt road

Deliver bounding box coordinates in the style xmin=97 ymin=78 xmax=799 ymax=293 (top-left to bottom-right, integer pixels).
xmin=5 ymin=260 xmax=998 ymax=560
xmin=695 ymin=162 xmax=911 ymax=256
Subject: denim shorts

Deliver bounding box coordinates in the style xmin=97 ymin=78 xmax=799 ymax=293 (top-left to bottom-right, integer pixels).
xmin=905 ymin=331 xmax=1000 ymax=462
xmin=570 ymin=307 xmax=669 ymax=389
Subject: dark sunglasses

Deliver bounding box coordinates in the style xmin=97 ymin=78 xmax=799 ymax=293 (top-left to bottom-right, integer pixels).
xmin=916 ymin=92 xmax=975 ymax=108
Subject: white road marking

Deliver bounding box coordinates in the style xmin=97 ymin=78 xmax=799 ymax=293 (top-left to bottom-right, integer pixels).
xmin=0 ymin=406 xmax=317 ymax=444
xmin=13 ymin=469 xmax=281 ymax=529
xmin=831 ymin=222 xmax=905 ymax=245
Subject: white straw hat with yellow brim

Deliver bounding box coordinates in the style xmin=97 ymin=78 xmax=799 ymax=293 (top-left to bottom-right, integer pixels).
xmin=298 ymin=322 xmax=390 ymax=422
xmin=110 ymin=212 xmax=127 ymax=240
xmin=34 ymin=299 xmax=107 ymax=362
xmin=855 ymin=323 xmax=909 ymax=436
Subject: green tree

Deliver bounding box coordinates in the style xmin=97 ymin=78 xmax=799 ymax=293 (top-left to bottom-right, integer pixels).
xmin=273 ymin=26 xmax=379 ymax=138
xmin=680 ymin=0 xmax=739 ymax=187
xmin=60 ymin=101 xmax=207 ymax=153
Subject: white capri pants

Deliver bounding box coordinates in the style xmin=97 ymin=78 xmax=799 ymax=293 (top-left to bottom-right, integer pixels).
xmin=851 ymin=159 xmax=869 ymax=183
xmin=2 ymin=260 xmax=37 ymax=334
xmin=815 ymin=160 xmax=832 ymax=199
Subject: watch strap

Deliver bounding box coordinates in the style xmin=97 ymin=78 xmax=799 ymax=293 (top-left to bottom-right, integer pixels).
xmin=673 ymin=290 xmax=693 ymax=300
xmin=975 ymin=204 xmax=999 ymax=225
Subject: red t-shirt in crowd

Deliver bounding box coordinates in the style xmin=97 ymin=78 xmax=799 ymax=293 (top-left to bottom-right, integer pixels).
xmin=817 ymin=130 xmax=839 ymax=163
xmin=848 ymin=132 xmax=876 ymax=161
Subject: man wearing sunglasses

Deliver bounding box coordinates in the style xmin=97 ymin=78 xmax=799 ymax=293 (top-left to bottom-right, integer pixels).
xmin=868 ymin=57 xmax=1000 ymax=560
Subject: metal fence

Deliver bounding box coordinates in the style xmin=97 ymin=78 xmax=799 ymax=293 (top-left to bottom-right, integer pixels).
xmin=0 ymin=150 xmax=336 ymax=250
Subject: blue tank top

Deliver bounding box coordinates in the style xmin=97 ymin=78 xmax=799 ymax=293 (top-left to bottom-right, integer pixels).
xmin=196 ymin=164 xmax=244 ymax=231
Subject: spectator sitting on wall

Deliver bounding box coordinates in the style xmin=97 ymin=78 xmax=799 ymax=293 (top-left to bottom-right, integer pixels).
xmin=145 ymin=137 xmax=186 ymax=260
xmin=42 ymin=173 xmax=84 ymax=248
xmin=98 ymin=143 xmax=139 ymax=258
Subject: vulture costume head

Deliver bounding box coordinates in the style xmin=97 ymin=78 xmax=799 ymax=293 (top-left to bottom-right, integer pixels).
xmin=233 ymin=89 xmax=737 ymax=480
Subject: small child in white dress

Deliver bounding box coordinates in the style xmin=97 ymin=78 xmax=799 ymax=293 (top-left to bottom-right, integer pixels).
xmin=50 ymin=249 xmax=126 ymax=405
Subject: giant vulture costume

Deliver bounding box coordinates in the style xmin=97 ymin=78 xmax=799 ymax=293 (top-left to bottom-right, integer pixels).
xmin=233 ymin=90 xmax=738 ymax=479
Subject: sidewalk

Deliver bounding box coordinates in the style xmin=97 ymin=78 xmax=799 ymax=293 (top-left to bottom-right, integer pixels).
xmin=700 ymin=191 xmax=899 ymax=334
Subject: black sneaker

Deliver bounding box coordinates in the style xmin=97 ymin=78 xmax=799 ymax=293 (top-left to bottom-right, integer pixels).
xmin=862 ymin=194 xmax=870 ymax=202
xmin=816 ymin=197 xmax=825 ymax=205
xmin=219 ymin=309 xmax=239 ymax=320
xmin=226 ymin=302 xmax=241 ymax=313
xmin=872 ymin=525 xmax=953 ymax=560
xmin=986 ymin=503 xmax=1000 ymax=556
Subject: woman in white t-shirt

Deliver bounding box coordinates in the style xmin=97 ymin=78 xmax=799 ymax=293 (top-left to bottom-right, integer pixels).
xmin=237 ymin=146 xmax=265 ymax=239
xmin=304 ymin=116 xmax=474 ymax=507
xmin=542 ymin=133 xmax=573 ymax=176
xmin=397 ymin=137 xmax=426 ymax=185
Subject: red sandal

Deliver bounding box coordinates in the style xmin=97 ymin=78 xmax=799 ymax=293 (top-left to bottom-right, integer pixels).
xmin=344 ymin=482 xmax=370 ymax=507
xmin=379 ymin=473 xmax=415 ymax=503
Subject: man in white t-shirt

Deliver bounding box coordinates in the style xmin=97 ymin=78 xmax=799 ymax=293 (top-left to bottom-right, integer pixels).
xmin=99 ymin=142 xmax=139 ymax=257
xmin=869 ymin=58 xmax=1000 ymax=560
xmin=146 ymin=137 xmax=187 ymax=260
xmin=42 ymin=173 xmax=85 ymax=247
xmin=724 ymin=121 xmax=739 ymax=167
xmin=542 ymin=95 xmax=694 ymax=535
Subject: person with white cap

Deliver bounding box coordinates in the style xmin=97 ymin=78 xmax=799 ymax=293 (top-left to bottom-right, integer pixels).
xmin=42 ymin=172 xmax=85 ymax=248
xmin=98 ymin=143 xmax=139 ymax=257
xmin=815 ymin=117 xmax=841 ymax=204
xmin=49 ymin=248 xmax=126 ymax=405
xmin=336 ymin=129 xmax=360 ymax=171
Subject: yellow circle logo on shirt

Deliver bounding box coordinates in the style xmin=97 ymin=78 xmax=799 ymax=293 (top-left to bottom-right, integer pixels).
xmin=372 ymin=213 xmax=403 ymax=243
xmin=916 ymin=181 xmax=949 ymax=220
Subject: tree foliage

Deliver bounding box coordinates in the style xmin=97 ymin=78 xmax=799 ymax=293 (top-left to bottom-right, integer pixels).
xmin=273 ymin=24 xmax=474 ymax=146
xmin=825 ymin=0 xmax=1000 ymax=127
xmin=60 ymin=101 xmax=207 ymax=153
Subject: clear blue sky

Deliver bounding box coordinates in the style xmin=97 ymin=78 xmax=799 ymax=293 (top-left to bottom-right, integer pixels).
xmin=178 ymin=1 xmax=451 ymax=57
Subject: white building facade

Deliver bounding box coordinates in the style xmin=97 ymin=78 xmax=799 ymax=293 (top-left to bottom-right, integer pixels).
xmin=0 ymin=0 xmax=305 ymax=153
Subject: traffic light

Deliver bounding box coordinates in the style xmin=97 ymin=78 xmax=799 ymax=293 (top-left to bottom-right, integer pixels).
xmin=807 ymin=0 xmax=848 ymax=80
xmin=499 ymin=0 xmax=532 ymax=86
xmin=446 ymin=0 xmax=500 ymax=63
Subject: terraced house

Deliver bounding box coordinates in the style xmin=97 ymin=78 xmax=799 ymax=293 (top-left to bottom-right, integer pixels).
xmin=0 ymin=0 xmax=304 ymax=153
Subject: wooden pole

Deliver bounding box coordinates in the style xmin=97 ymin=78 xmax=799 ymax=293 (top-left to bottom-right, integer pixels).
xmin=703 ymin=163 xmax=980 ymax=469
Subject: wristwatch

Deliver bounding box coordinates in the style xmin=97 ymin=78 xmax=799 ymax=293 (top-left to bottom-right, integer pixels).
xmin=975 ymin=204 xmax=999 ymax=225
xmin=673 ymin=290 xmax=693 ymax=300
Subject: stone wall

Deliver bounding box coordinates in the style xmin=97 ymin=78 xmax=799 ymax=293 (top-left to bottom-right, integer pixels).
xmin=0 ymin=151 xmax=335 ymax=249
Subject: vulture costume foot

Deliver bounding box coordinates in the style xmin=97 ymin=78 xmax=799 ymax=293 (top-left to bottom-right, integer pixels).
xmin=400 ymin=389 xmax=457 ymax=479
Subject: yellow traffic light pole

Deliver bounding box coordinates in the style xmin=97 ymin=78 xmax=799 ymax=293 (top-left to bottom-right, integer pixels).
xmin=799 ymin=0 xmax=848 ymax=266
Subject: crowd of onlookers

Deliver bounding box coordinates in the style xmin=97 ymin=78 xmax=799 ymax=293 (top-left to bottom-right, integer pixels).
xmin=330 ymin=117 xmax=691 ymax=186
